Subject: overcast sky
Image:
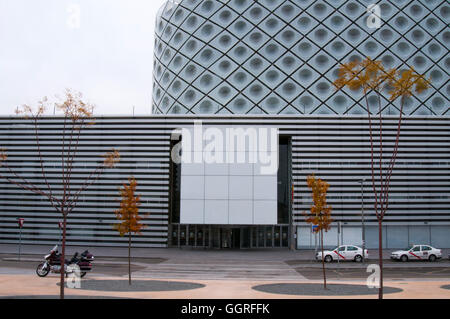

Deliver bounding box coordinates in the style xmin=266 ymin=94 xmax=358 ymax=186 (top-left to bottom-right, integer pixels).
xmin=0 ymin=0 xmax=168 ymax=115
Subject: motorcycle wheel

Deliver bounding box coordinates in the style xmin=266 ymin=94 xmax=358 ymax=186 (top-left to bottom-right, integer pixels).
xmin=36 ymin=263 xmax=50 ymax=277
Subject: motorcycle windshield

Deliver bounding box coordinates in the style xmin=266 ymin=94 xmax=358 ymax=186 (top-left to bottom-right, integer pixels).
xmin=51 ymin=245 xmax=58 ymax=252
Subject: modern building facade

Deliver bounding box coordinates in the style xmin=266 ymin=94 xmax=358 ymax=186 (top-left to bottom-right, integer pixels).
xmin=0 ymin=115 xmax=449 ymax=249
xmin=153 ymin=0 xmax=448 ymax=116
xmin=0 ymin=0 xmax=449 ymax=249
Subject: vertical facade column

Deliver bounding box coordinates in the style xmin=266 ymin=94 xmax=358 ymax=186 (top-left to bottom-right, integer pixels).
xmin=194 ymin=225 xmax=197 ymax=247
xmin=203 ymin=226 xmax=206 ymax=248
xmin=272 ymin=226 xmax=275 ymax=248
xmin=240 ymin=227 xmax=243 ymax=249
xmin=208 ymin=225 xmax=212 ymax=248
xmin=186 ymin=224 xmax=189 ymax=247
xmin=280 ymin=226 xmax=283 ymax=248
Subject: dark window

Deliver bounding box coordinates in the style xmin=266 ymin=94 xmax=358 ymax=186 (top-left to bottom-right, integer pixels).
xmin=170 ymin=138 xmax=181 ymax=223
xmin=278 ymin=136 xmax=291 ymax=224
xmin=281 ymin=226 xmax=289 ymax=247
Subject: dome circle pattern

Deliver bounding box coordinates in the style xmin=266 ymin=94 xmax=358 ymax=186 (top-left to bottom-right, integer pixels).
xmin=440 ymin=5 xmax=449 ymax=19
xmin=331 ymin=41 xmax=345 ymax=53
xmin=380 ymin=3 xmax=392 ymax=16
xmin=330 ymin=15 xmax=344 ymax=28
xmin=153 ymin=0 xmax=449 ymax=115
xmin=298 ymin=42 xmax=312 ymax=54
xmin=395 ymin=16 xmax=408 ymax=30
xmin=431 ymin=70 xmax=443 ymax=81
xmin=234 ymin=71 xmax=247 ymax=83
xmin=381 ymin=55 xmax=395 ymax=68
xmin=432 ymin=97 xmax=445 ymax=110
xmin=219 ymin=9 xmax=232 ymax=22
xmin=409 ymin=4 xmax=423 ymax=17
xmin=199 ymin=100 xmax=213 ymax=113
xmin=249 ymin=31 xmax=263 ymax=44
xmin=297 ymin=16 xmax=311 ymax=31
xmin=249 ymin=7 xmax=262 ymax=19
xmin=313 ymin=3 xmax=327 ymax=16
xmin=380 ymin=29 xmax=393 ymax=42
xmin=266 ymin=70 xmax=279 ymax=82
xmin=345 ymin=2 xmax=360 ymax=16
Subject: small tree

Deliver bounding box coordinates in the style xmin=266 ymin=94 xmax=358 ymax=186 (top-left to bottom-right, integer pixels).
xmin=334 ymin=58 xmax=430 ymax=298
xmin=113 ymin=177 xmax=146 ymax=285
xmin=0 ymin=90 xmax=120 ymax=299
xmin=304 ymin=174 xmax=333 ymax=289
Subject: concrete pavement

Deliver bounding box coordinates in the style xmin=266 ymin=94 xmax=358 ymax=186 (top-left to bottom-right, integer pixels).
xmin=0 ymin=274 xmax=449 ymax=299
xmin=1 ymin=243 xmax=449 ymax=261
xmin=0 ymin=243 xmax=449 ymax=299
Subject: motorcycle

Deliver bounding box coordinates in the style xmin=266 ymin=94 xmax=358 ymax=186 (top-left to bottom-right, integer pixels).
xmin=36 ymin=245 xmax=94 ymax=278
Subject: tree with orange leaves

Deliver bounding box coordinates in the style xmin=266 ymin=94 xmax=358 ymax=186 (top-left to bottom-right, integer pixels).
xmin=0 ymin=89 xmax=120 ymax=299
xmin=334 ymin=57 xmax=431 ymax=299
xmin=114 ymin=177 xmax=146 ymax=285
xmin=304 ymin=174 xmax=332 ymax=289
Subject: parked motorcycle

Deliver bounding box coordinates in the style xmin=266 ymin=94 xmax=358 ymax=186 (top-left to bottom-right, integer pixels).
xmin=36 ymin=245 xmax=94 ymax=278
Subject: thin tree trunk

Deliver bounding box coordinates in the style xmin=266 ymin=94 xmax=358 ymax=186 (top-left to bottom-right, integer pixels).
xmin=321 ymin=229 xmax=326 ymax=289
xmin=128 ymin=232 xmax=131 ymax=285
xmin=60 ymin=214 xmax=67 ymax=299
xmin=378 ymin=219 xmax=383 ymax=299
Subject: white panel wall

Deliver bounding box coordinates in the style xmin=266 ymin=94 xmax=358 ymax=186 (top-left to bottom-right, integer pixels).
xmin=180 ymin=126 xmax=278 ymax=225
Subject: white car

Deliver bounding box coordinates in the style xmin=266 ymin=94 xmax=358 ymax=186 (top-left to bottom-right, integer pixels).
xmin=391 ymin=245 xmax=442 ymax=262
xmin=315 ymin=245 xmax=369 ymax=263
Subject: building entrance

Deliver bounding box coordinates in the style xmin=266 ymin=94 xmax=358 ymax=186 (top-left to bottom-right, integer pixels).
xmin=170 ymin=225 xmax=290 ymax=249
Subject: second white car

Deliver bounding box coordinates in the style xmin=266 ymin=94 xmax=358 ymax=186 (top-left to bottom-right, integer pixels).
xmin=316 ymin=245 xmax=369 ymax=263
xmin=390 ymin=245 xmax=442 ymax=262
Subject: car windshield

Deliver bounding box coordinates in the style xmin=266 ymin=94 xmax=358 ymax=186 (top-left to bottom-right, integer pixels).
xmin=404 ymin=246 xmax=414 ymax=251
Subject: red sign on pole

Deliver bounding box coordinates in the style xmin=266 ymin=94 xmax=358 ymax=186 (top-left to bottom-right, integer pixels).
xmin=18 ymin=218 xmax=25 ymax=228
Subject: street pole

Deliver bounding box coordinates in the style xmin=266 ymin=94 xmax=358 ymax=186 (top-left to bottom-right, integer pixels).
xmin=337 ymin=221 xmax=340 ymax=267
xmin=17 ymin=218 xmax=24 ymax=261
xmin=19 ymin=226 xmax=22 ymax=262
xmin=359 ymin=179 xmax=366 ymax=262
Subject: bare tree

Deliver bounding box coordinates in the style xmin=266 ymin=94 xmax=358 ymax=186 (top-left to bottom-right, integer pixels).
xmin=0 ymin=90 xmax=120 ymax=299
xmin=334 ymin=58 xmax=431 ymax=298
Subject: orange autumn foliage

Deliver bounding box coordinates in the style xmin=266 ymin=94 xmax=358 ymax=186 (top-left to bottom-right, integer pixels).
xmin=114 ymin=177 xmax=146 ymax=236
xmin=333 ymin=57 xmax=430 ymax=101
xmin=304 ymin=174 xmax=333 ymax=233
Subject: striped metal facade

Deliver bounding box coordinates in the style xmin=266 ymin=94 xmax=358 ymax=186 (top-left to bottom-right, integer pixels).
xmin=0 ymin=117 xmax=172 ymax=247
xmin=0 ymin=115 xmax=449 ymax=247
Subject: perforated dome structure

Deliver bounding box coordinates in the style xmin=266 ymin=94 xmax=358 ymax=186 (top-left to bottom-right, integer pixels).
xmin=152 ymin=0 xmax=449 ymax=115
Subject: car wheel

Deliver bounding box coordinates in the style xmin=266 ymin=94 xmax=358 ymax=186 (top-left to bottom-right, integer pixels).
xmin=325 ymin=255 xmax=333 ymax=263
xmin=428 ymin=255 xmax=436 ymax=262
xmin=354 ymin=255 xmax=363 ymax=263
xmin=401 ymin=255 xmax=408 ymax=262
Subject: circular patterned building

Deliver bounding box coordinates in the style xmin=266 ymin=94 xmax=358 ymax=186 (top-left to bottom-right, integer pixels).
xmin=152 ymin=0 xmax=449 ymax=115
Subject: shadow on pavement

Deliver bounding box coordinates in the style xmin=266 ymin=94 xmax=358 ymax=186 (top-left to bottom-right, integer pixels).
xmin=252 ymin=283 xmax=403 ymax=296
xmin=59 ymin=279 xmax=206 ymax=292
xmin=0 ymin=295 xmax=131 ymax=299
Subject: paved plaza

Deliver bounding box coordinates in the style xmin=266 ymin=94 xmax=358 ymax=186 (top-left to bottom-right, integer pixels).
xmin=0 ymin=244 xmax=449 ymax=299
